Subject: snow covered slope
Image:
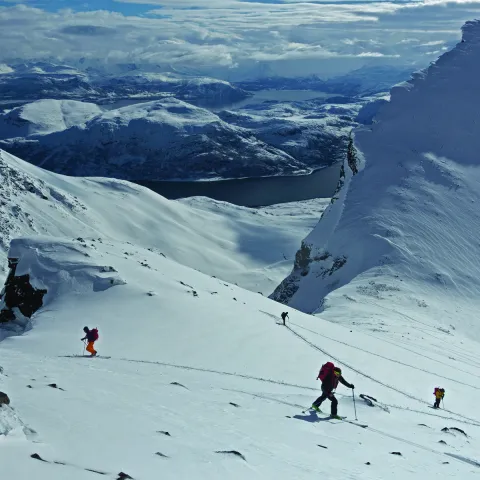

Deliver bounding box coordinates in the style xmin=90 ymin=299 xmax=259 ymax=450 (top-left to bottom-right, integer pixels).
xmin=0 ymin=99 xmax=304 ymax=181
xmin=1 ymin=235 xmax=480 ymax=479
xmin=0 ymin=149 xmax=326 ymax=293
xmin=272 ymin=21 xmax=480 ymax=339
xmin=0 ymin=100 xmax=102 ymax=140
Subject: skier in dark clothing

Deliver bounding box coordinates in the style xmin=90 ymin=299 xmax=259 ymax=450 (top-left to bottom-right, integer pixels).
xmin=281 ymin=312 xmax=289 ymax=325
xmin=81 ymin=326 xmax=99 ymax=357
xmin=312 ymin=363 xmax=354 ymax=418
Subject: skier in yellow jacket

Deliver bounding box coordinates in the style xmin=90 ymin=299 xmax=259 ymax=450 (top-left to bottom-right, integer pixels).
xmin=433 ymin=387 xmax=445 ymax=409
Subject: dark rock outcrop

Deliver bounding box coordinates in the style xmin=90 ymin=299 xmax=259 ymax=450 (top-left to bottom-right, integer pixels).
xmin=0 ymin=257 xmax=47 ymax=323
xmin=0 ymin=391 xmax=10 ymax=405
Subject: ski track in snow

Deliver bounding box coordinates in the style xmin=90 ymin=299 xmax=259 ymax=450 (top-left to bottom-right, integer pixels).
xmin=284 ymin=324 xmax=480 ymax=427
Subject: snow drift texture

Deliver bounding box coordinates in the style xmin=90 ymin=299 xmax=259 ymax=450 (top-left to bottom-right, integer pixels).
xmin=0 ymin=148 xmax=325 ymax=294
xmin=272 ymin=20 xmax=480 ymax=337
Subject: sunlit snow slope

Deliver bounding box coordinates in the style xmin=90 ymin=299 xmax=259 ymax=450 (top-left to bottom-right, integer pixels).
xmin=1 ymin=237 xmax=480 ymax=479
xmin=0 ymin=149 xmax=326 ymax=293
xmin=273 ymin=20 xmax=480 ymax=338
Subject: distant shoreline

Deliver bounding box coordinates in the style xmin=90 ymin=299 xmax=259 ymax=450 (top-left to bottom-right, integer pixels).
xmin=136 ymin=163 xmax=341 ymax=207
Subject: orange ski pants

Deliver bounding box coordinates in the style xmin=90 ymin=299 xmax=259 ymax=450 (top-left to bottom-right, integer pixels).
xmin=86 ymin=341 xmax=97 ymax=355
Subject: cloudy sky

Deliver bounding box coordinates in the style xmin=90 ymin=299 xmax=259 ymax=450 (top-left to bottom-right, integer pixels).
xmin=1 ymin=0 xmax=480 ymax=79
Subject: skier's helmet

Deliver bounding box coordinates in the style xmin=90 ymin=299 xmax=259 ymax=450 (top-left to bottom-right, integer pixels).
xmin=333 ymin=367 xmax=342 ymax=377
xmin=83 ymin=326 xmax=89 ymax=333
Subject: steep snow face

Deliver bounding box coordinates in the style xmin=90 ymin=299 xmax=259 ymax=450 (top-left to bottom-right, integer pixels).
xmin=0 ymin=149 xmax=327 ymax=293
xmin=272 ymin=21 xmax=480 ymax=338
xmin=0 ymin=98 xmax=303 ymax=181
xmin=0 ymin=100 xmax=102 ymax=140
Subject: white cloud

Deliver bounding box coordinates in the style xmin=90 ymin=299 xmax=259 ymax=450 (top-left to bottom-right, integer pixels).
xmin=0 ymin=2 xmax=479 ymax=78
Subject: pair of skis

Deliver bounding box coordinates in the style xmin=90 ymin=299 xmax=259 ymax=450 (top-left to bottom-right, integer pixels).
xmin=62 ymin=355 xmax=111 ymax=359
xmin=301 ymin=407 xmax=368 ymax=428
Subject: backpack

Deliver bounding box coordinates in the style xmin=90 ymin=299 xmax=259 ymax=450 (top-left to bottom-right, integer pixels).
xmin=90 ymin=328 xmax=99 ymax=341
xmin=317 ymin=362 xmax=334 ymax=382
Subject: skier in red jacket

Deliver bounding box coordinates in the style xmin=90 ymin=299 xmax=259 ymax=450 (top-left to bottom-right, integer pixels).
xmin=311 ymin=363 xmax=354 ymax=418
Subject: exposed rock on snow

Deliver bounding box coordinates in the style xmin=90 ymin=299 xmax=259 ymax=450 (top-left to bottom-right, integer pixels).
xmin=0 ymin=391 xmax=10 ymax=405
xmin=7 ymin=237 xmax=126 ymax=307
xmin=0 ymin=257 xmax=47 ymax=322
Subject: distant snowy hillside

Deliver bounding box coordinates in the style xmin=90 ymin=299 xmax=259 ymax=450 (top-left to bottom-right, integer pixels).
xmin=0 ymin=61 xmax=249 ymax=107
xmin=0 ymin=63 xmax=100 ymax=100
xmin=272 ymin=21 xmax=480 ymax=338
xmin=322 ymin=65 xmax=413 ymax=96
xmin=235 ymin=66 xmax=412 ymax=96
xmin=99 ymin=72 xmax=249 ymax=107
xmin=219 ymin=100 xmax=359 ymax=168
xmin=0 ymin=100 xmax=102 ymax=140
xmin=0 ymin=98 xmax=308 ymax=181
xmin=0 ymin=149 xmax=326 ymax=293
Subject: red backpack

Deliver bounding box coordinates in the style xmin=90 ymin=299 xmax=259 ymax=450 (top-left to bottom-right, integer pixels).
xmin=317 ymin=362 xmax=335 ymax=382
xmin=90 ymin=328 xmax=99 ymax=341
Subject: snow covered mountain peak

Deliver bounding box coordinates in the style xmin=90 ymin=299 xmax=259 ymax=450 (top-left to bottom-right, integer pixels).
xmin=0 ymin=97 xmax=303 ymax=181
xmin=272 ymin=20 xmax=480 ymax=337
xmin=95 ymin=97 xmax=219 ymax=129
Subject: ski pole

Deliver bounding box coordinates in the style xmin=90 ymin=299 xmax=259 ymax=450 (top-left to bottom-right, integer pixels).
xmin=442 ymin=398 xmax=445 ymax=409
xmin=82 ymin=340 xmax=86 ymax=356
xmin=352 ymin=388 xmax=358 ymax=421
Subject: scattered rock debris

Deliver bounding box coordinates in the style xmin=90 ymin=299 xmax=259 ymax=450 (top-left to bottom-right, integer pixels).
xmin=117 ymin=473 xmax=134 ymax=480
xmin=215 ymin=450 xmax=246 ymax=461
xmin=390 ymin=452 xmax=402 ymax=456
xmin=317 ymin=444 xmax=328 ymax=449
xmin=47 ymin=383 xmax=65 ymax=391
xmin=31 ymin=453 xmax=47 ymax=462
xmin=170 ymin=382 xmax=188 ymax=389
xmin=157 ymin=431 xmax=171 ymax=437
xmin=229 ymin=402 xmax=240 ymax=408
xmin=155 ymin=452 xmax=169 ymax=458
